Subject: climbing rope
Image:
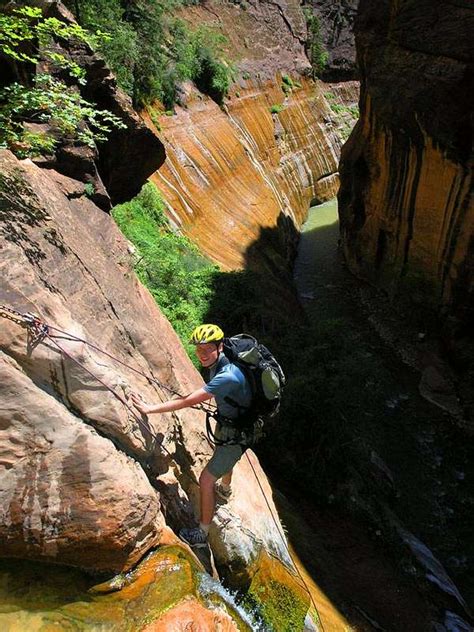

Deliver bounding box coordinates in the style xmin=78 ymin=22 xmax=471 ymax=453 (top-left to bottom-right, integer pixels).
xmin=1 ymin=303 xmax=324 ymax=627
xmin=0 ymin=304 xmax=213 ymax=481
xmin=0 ymin=304 xmax=216 ymax=414
xmin=245 ymin=452 xmax=326 ymax=631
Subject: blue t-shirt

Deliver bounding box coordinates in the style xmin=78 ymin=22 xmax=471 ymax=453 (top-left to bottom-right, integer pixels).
xmin=204 ymin=353 xmax=252 ymax=420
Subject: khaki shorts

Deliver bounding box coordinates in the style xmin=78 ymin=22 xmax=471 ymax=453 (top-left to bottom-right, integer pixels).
xmin=205 ymin=423 xmax=246 ymax=479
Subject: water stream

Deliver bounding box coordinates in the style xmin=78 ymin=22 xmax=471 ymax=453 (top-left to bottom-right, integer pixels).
xmin=293 ymin=198 xmax=340 ymax=303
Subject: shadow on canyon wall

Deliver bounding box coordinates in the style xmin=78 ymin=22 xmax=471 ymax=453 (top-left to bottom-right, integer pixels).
xmin=202 ymin=211 xmax=474 ymax=628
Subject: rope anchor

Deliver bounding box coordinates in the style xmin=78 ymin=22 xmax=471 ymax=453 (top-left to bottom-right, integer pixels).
xmin=23 ymin=312 xmax=49 ymax=349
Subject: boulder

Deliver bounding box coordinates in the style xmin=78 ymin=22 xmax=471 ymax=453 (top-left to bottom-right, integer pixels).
xmin=0 ymin=351 xmax=163 ymax=572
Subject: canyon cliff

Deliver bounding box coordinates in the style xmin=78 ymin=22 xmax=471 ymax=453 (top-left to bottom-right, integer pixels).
xmin=338 ymin=0 xmax=473 ymax=415
xmin=0 ymin=0 xmax=360 ymax=627
xmin=146 ymin=0 xmax=359 ymax=274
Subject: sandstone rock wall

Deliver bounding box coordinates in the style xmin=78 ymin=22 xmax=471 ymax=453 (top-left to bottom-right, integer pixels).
xmin=174 ymin=0 xmax=311 ymax=81
xmin=338 ymin=0 xmax=473 ymax=363
xmin=144 ymin=0 xmax=359 ymax=273
xmin=305 ymin=0 xmax=359 ymax=81
xmin=148 ymin=78 xmax=359 ymax=272
xmin=0 ymin=150 xmax=289 ymax=575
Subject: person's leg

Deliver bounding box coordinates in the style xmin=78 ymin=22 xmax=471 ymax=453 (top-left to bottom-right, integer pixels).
xmin=179 ymin=443 xmax=243 ymax=547
xmin=199 ymin=466 xmax=217 ymax=527
xmin=208 ymin=443 xmax=243 ymax=503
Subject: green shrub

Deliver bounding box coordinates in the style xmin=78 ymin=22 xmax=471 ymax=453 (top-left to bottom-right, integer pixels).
xmin=66 ymin=1 xmax=234 ymax=108
xmin=0 ymin=6 xmax=125 ymax=158
xmin=303 ymin=8 xmax=328 ymax=78
xmin=270 ymin=103 xmax=284 ymax=114
xmin=281 ymin=74 xmax=294 ymax=95
xmin=0 ymin=5 xmax=99 ymax=82
xmin=112 ymin=182 xmax=219 ymax=361
xmin=84 ymin=182 xmax=95 ymax=197
xmin=329 ymin=102 xmax=344 ymax=114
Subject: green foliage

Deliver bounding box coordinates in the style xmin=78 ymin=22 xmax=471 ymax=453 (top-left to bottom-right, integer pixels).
xmin=112 ymin=182 xmax=219 ymax=361
xmin=304 ymin=8 xmax=328 ymax=78
xmin=270 ymin=104 xmax=284 ymax=114
xmin=324 ymin=92 xmax=359 ymax=142
xmin=0 ymin=5 xmax=126 ymax=158
xmin=84 ymin=182 xmax=95 ymax=197
xmin=0 ymin=5 xmax=101 ymax=82
xmin=348 ymin=105 xmax=359 ymax=117
xmin=66 ymin=0 xmax=234 ymax=108
xmin=0 ymin=74 xmax=126 ymax=158
xmin=329 ymin=101 xmax=344 ymax=114
xmin=281 ymin=74 xmax=294 ymax=96
xmin=246 ymin=579 xmax=308 ymax=631
xmin=169 ymin=21 xmax=233 ymax=106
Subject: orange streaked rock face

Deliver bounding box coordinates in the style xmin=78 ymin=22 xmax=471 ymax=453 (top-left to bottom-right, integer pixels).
xmin=341 ymin=101 xmax=472 ymax=305
xmin=338 ymin=0 xmax=473 ymax=363
xmin=146 ymin=78 xmax=358 ymax=271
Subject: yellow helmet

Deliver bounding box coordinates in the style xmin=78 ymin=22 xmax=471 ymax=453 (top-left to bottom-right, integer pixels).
xmin=190 ymin=323 xmax=224 ymax=344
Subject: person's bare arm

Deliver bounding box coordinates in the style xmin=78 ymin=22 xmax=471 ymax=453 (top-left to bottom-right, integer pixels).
xmin=131 ymin=388 xmax=213 ymax=415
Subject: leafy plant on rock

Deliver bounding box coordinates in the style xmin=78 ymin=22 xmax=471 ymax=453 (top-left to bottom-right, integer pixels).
xmin=0 ymin=74 xmax=125 ymax=157
xmin=0 ymin=5 xmax=125 ymax=158
xmin=270 ymin=103 xmax=284 ymax=114
xmin=112 ymin=182 xmax=219 ymax=362
xmin=304 ymin=8 xmax=328 ymax=78
xmin=64 ymin=0 xmax=234 ymax=109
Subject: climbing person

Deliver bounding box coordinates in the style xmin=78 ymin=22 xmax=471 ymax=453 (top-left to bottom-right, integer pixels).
xmin=131 ymin=323 xmax=252 ymax=548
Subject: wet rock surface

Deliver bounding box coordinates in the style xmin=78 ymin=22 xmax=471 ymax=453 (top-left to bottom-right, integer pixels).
xmin=0 ymin=540 xmax=246 ymax=630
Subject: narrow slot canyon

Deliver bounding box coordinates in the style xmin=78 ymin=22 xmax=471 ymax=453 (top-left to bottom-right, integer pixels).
xmin=0 ymin=0 xmax=472 ymax=630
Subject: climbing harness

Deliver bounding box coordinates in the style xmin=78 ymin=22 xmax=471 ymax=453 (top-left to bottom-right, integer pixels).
xmin=0 ymin=304 xmax=324 ymax=628
xmin=205 ymin=409 xmax=264 ymax=448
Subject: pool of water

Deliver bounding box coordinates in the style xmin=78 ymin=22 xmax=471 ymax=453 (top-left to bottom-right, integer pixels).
xmin=293 ymin=199 xmax=340 ymax=302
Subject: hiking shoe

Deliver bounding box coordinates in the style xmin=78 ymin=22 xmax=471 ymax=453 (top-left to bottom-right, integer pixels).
xmin=215 ymin=483 xmax=232 ymax=503
xmin=179 ymin=526 xmax=208 ymax=549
